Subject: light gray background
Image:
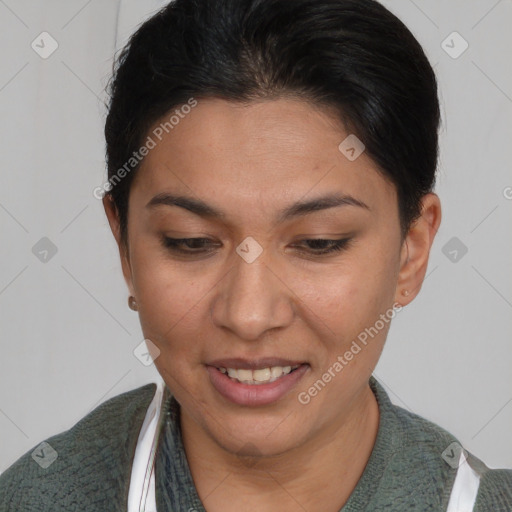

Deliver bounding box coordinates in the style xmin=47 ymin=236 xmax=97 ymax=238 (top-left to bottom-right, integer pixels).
xmin=1 ymin=0 xmax=511 ymax=474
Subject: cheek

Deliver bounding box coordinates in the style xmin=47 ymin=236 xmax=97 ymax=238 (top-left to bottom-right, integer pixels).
xmin=134 ymin=264 xmax=208 ymax=398
xmin=129 ymin=248 xmax=208 ymax=352
xmin=301 ymin=245 xmax=398 ymax=344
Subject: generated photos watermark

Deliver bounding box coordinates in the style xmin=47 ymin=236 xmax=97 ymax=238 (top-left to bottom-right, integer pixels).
xmin=297 ymin=302 xmax=403 ymax=405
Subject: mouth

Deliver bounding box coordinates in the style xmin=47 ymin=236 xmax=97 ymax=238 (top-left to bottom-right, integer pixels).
xmin=217 ymin=364 xmax=301 ymax=385
xmin=205 ymin=358 xmax=309 ymax=406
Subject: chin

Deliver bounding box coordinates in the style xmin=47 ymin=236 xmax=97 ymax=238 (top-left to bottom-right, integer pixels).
xmin=205 ymin=408 xmax=310 ymax=458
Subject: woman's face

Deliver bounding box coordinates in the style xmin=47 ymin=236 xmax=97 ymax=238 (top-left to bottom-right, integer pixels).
xmin=105 ymin=97 xmax=434 ymax=457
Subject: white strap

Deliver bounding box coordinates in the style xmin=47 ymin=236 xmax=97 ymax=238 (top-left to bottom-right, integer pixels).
xmin=127 ymin=380 xmax=166 ymax=512
xmin=446 ymin=450 xmax=481 ymax=512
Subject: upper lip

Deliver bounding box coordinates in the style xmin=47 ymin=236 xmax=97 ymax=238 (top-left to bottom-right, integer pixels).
xmin=206 ymin=357 xmax=307 ymax=370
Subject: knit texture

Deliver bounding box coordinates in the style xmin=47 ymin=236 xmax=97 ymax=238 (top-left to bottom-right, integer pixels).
xmin=1 ymin=377 xmax=511 ymax=511
xmin=154 ymin=376 xmax=512 ymax=511
xmin=0 ymin=383 xmax=155 ymax=511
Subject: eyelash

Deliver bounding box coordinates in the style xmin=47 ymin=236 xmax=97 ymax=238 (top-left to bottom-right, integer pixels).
xmin=161 ymin=237 xmax=352 ymax=256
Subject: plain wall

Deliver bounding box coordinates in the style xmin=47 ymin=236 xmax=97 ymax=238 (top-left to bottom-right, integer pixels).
xmin=1 ymin=0 xmax=511 ymax=473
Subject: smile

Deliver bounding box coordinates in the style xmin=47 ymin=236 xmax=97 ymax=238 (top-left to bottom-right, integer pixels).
xmin=206 ymin=361 xmax=309 ymax=406
xmin=218 ymin=365 xmax=301 ymax=385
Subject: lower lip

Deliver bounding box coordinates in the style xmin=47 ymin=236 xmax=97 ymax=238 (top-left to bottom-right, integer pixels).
xmin=206 ymin=364 xmax=309 ymax=406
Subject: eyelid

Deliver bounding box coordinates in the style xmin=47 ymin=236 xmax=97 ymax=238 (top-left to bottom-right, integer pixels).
xmin=160 ymin=235 xmax=354 ymax=258
xmin=292 ymin=237 xmax=353 ymax=255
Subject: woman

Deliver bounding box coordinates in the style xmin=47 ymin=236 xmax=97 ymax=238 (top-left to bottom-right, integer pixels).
xmin=1 ymin=0 xmax=511 ymax=510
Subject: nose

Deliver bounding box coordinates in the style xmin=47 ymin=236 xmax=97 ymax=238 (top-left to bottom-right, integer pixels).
xmin=210 ymin=243 xmax=295 ymax=341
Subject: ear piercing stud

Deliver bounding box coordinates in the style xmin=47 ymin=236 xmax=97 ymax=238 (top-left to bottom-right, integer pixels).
xmin=128 ymin=296 xmax=138 ymax=311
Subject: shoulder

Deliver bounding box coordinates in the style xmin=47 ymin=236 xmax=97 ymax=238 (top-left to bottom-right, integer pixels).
xmin=0 ymin=382 xmax=157 ymax=512
xmin=371 ymin=376 xmax=466 ymax=473
xmin=474 ymin=468 xmax=512 ymax=511
xmin=369 ymin=377 xmax=512 ymax=509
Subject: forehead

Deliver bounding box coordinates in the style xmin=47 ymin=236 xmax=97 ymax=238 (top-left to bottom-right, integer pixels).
xmin=130 ymin=98 xmax=396 ymax=221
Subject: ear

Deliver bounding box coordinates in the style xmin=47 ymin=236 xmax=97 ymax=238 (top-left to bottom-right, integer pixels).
xmin=395 ymin=193 xmax=442 ymax=306
xmin=102 ymin=194 xmax=136 ymax=297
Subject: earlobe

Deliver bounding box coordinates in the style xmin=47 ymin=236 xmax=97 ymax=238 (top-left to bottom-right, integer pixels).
xmin=395 ymin=193 xmax=442 ymax=306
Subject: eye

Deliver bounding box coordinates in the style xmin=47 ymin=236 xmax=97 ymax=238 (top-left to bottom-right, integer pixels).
xmin=294 ymin=238 xmax=352 ymax=255
xmin=161 ymin=237 xmax=218 ymax=255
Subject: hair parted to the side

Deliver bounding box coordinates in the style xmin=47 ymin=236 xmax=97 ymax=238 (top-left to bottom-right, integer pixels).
xmin=104 ymin=0 xmax=440 ymax=248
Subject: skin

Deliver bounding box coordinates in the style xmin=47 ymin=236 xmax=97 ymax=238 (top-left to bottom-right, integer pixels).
xmin=103 ymin=97 xmax=441 ymax=511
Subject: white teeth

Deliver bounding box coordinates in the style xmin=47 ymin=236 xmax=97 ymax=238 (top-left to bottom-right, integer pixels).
xmin=217 ymin=365 xmax=301 ymax=385
xmin=270 ymin=366 xmax=283 ymax=378
xmin=253 ymin=368 xmax=271 ymax=382
xmin=236 ymin=369 xmax=253 ymax=383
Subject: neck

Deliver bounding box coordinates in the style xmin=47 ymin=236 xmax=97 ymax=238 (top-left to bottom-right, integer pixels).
xmin=180 ymin=382 xmax=379 ymax=512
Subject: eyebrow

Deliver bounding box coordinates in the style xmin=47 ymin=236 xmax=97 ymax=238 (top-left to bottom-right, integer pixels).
xmin=146 ymin=192 xmax=370 ymax=223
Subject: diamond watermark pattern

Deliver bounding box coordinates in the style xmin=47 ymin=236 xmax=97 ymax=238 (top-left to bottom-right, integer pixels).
xmin=235 ymin=442 xmax=263 ymax=468
xmin=133 ymin=338 xmax=161 ymax=366
xmin=31 ymin=32 xmax=59 ymax=59
xmin=441 ymin=31 xmax=469 ymax=59
xmin=236 ymin=237 xmax=263 ymax=263
xmin=442 ymin=441 xmax=468 ymax=469
xmin=442 ymin=236 xmax=468 ymax=263
xmin=32 ymin=237 xmax=58 ymax=263
xmin=31 ymin=441 xmax=58 ymax=469
xmin=338 ymin=134 xmax=365 ymax=161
